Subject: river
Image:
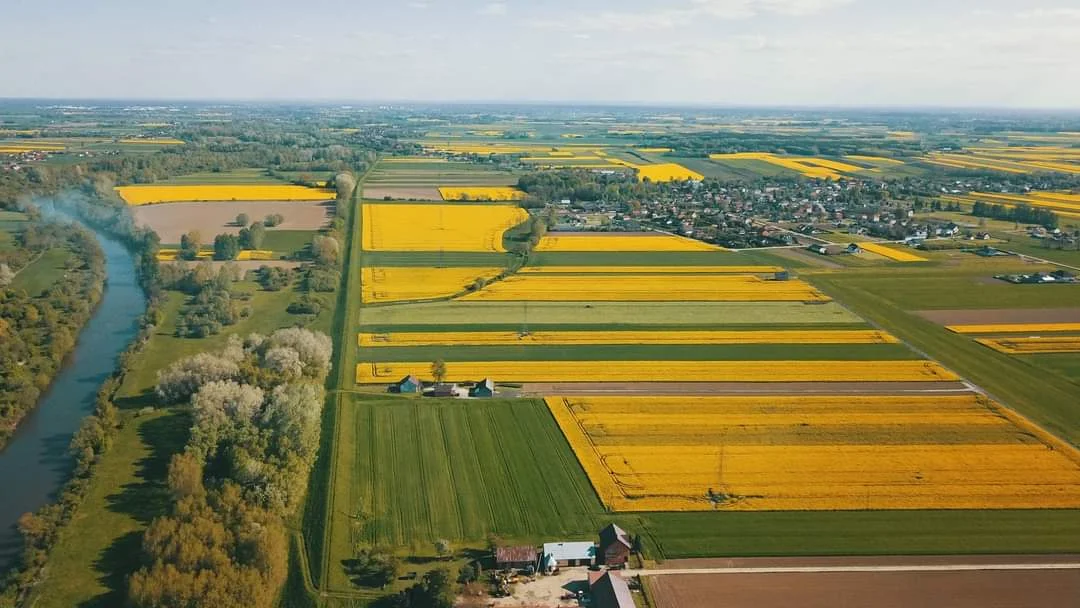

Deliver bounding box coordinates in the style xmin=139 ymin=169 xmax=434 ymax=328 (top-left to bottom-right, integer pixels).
xmin=0 ymin=230 xmax=145 ymax=569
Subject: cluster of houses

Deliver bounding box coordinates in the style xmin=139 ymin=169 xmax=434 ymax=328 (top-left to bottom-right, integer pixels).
xmin=995 ymin=270 xmax=1078 ymax=285
xmin=494 ymin=524 xmax=636 ymax=608
xmin=389 ymin=375 xmax=496 ymax=398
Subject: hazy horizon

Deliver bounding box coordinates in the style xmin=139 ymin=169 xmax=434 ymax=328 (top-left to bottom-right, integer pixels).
xmin=2 ymin=0 xmax=1079 ymax=108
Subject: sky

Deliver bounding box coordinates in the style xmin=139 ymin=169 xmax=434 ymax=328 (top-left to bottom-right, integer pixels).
xmin=2 ymin=0 xmax=1079 ymax=108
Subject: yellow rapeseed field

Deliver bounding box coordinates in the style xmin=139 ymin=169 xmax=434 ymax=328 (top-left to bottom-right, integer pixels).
xmin=976 ymin=337 xmax=1080 ymax=354
xmin=947 ymin=322 xmax=1080 ymax=334
xmin=360 ymin=267 xmax=503 ymax=304
xmin=361 ymin=203 xmax=527 ymax=253
xmin=858 ymin=242 xmax=928 ymax=262
xmin=635 ymin=147 xmax=673 ymax=153
xmin=156 ymin=249 xmax=212 ymax=261
xmin=634 ymin=163 xmax=704 ymax=182
xmin=459 ymin=274 xmax=829 ymax=302
xmin=534 ymin=233 xmax=723 ymax=252
xmin=356 ymin=360 xmax=959 ymax=383
xmin=437 ymin=186 xmax=526 ymax=201
xmin=115 ymin=184 xmax=335 ymax=205
xmin=358 ymin=329 xmax=898 ymax=348
xmin=519 ymin=265 xmax=782 ymax=274
xmin=545 ymin=395 xmax=1080 ymax=511
xmin=236 ymin=250 xmax=275 ymax=261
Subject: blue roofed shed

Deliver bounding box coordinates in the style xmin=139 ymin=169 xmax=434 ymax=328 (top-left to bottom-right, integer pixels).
xmin=541 ymin=541 xmax=596 ymax=572
xmin=392 ymin=375 xmax=421 ymax=394
xmin=469 ymin=378 xmax=495 ymax=398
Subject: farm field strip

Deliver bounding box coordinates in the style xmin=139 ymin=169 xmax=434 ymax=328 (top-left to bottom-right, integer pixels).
xmin=356 ymin=301 xmax=865 ymax=326
xmin=976 ymin=336 xmax=1080 ymax=354
xmin=360 ymin=203 xmax=526 ymax=253
xmin=518 ymin=265 xmax=783 ymax=274
xmin=114 ymin=184 xmax=334 ymax=204
xmin=857 ymin=242 xmax=929 ymax=263
xmin=708 ymin=153 xmax=868 ymax=180
xmin=360 ymin=267 xmax=504 ymax=304
xmin=535 ymin=233 xmax=725 ymax=252
xmin=947 ymin=322 xmax=1080 ymax=334
xmin=357 ymin=329 xmax=898 ymax=347
xmin=545 ymin=395 xmax=1080 ymax=512
xmin=355 ymin=360 xmax=959 ymax=383
xmin=459 ymin=274 xmax=830 ymax=302
xmin=436 ymin=186 xmax=525 ymax=201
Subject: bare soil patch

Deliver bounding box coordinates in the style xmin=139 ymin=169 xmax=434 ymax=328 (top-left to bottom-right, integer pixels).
xmin=133 ymin=201 xmax=332 ymax=243
xmin=917 ymin=308 xmax=1080 ymax=325
xmin=520 ymin=381 xmax=971 ymax=396
xmin=363 ymin=186 xmax=443 ymax=201
xmin=656 ymin=554 xmax=1080 ymax=569
xmin=647 ymin=568 xmax=1080 ymax=608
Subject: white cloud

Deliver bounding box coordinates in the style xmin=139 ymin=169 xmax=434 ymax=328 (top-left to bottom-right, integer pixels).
xmin=1016 ymin=7 xmax=1080 ymax=19
xmin=478 ymin=2 xmax=507 ymax=16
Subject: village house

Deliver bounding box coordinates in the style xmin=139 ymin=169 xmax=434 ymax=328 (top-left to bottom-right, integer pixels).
xmin=598 ymin=524 xmax=632 ymax=567
xmin=495 ymin=546 xmax=537 ymax=570
xmin=589 ymin=571 xmax=635 ymax=608
xmin=390 ymin=375 xmax=421 ymax=394
xmin=469 ymin=378 xmax=495 ymax=398
xmin=539 ymin=541 xmax=596 ymax=573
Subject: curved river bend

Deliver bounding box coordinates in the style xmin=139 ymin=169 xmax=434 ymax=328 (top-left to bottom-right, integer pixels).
xmin=0 ymin=231 xmax=145 ymax=568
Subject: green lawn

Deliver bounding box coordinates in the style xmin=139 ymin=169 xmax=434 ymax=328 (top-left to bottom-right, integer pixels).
xmin=357 ymin=301 xmax=865 ymax=327
xmin=262 ymin=229 xmax=316 ymax=258
xmin=9 ymin=246 xmax=72 ymax=296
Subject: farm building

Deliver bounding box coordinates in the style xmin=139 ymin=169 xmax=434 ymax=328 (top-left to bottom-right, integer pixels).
xmin=589 ymin=571 xmax=634 ymax=608
xmin=540 ymin=541 xmax=597 ymax=572
xmin=846 ymin=243 xmax=862 ymax=254
xmin=598 ymin=523 xmax=632 ymax=567
xmin=469 ymin=378 xmax=495 ymax=398
xmin=391 ymin=375 xmax=421 ymax=394
xmin=495 ymin=545 xmax=537 ymax=570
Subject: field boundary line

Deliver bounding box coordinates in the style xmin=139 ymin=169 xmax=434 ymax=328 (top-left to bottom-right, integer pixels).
xmin=634 ymin=562 xmax=1080 ymax=576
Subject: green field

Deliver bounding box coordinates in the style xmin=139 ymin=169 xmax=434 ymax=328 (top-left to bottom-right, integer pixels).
xmin=365 ymin=161 xmax=521 ymax=187
xmin=261 ymin=229 xmax=316 ymax=258
xmin=322 ymin=396 xmax=609 ymax=591
xmin=810 ymin=271 xmax=1080 ymax=445
xmin=9 ymin=246 xmax=72 ymax=296
xmin=357 ymin=301 xmax=864 ymax=327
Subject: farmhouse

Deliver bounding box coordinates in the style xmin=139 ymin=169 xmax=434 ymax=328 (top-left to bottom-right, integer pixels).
xmin=598 ymin=523 xmax=632 ymax=567
xmin=540 ymin=541 xmax=596 ymax=572
xmin=589 ymin=571 xmax=635 ymax=608
xmin=428 ymin=383 xmax=466 ymax=398
xmin=391 ymin=375 xmax=421 ymax=394
xmin=495 ymin=545 xmax=537 ymax=570
xmin=469 ymin=378 xmax=495 ymax=398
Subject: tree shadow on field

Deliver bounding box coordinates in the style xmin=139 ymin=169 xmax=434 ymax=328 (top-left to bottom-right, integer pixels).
xmin=84 ymin=410 xmax=191 ymax=606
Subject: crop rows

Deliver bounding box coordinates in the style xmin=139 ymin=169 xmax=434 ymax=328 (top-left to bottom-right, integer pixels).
xmin=357 ymin=329 xmax=899 ymax=347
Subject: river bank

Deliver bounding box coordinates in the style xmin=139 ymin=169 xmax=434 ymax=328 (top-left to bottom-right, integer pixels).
xmin=0 ymin=230 xmax=145 ymax=570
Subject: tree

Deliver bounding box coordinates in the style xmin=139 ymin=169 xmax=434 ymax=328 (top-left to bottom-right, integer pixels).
xmin=264 ymin=213 xmax=285 ymax=227
xmin=265 ymin=328 xmax=333 ymax=378
xmin=240 ymin=222 xmax=266 ymax=250
xmin=167 ymin=452 xmax=205 ymax=501
xmin=312 ymin=234 xmax=340 ymax=266
xmin=236 ymin=213 xmax=250 ymax=227
xmin=334 ymin=172 xmax=357 ymax=202
xmin=0 ymin=262 xmax=13 ymax=286
xmin=214 ymin=234 xmax=240 ymax=260
xmin=156 ymin=352 xmax=241 ymax=403
xmin=180 ymin=230 xmax=202 ymax=261
xmin=431 ymin=359 xmax=447 ymax=385
xmin=434 ymin=539 xmax=451 ymax=560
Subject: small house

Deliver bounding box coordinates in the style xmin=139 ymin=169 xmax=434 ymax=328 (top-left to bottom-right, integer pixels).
xmin=540 ymin=541 xmax=596 ymax=572
xmin=589 ymin=571 xmax=635 ymax=608
xmin=469 ymin=378 xmax=495 ymax=398
xmin=598 ymin=524 xmax=632 ymax=567
xmin=391 ymin=375 xmax=421 ymax=394
xmin=846 ymin=243 xmax=863 ymax=254
xmin=495 ymin=546 xmax=537 ymax=570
